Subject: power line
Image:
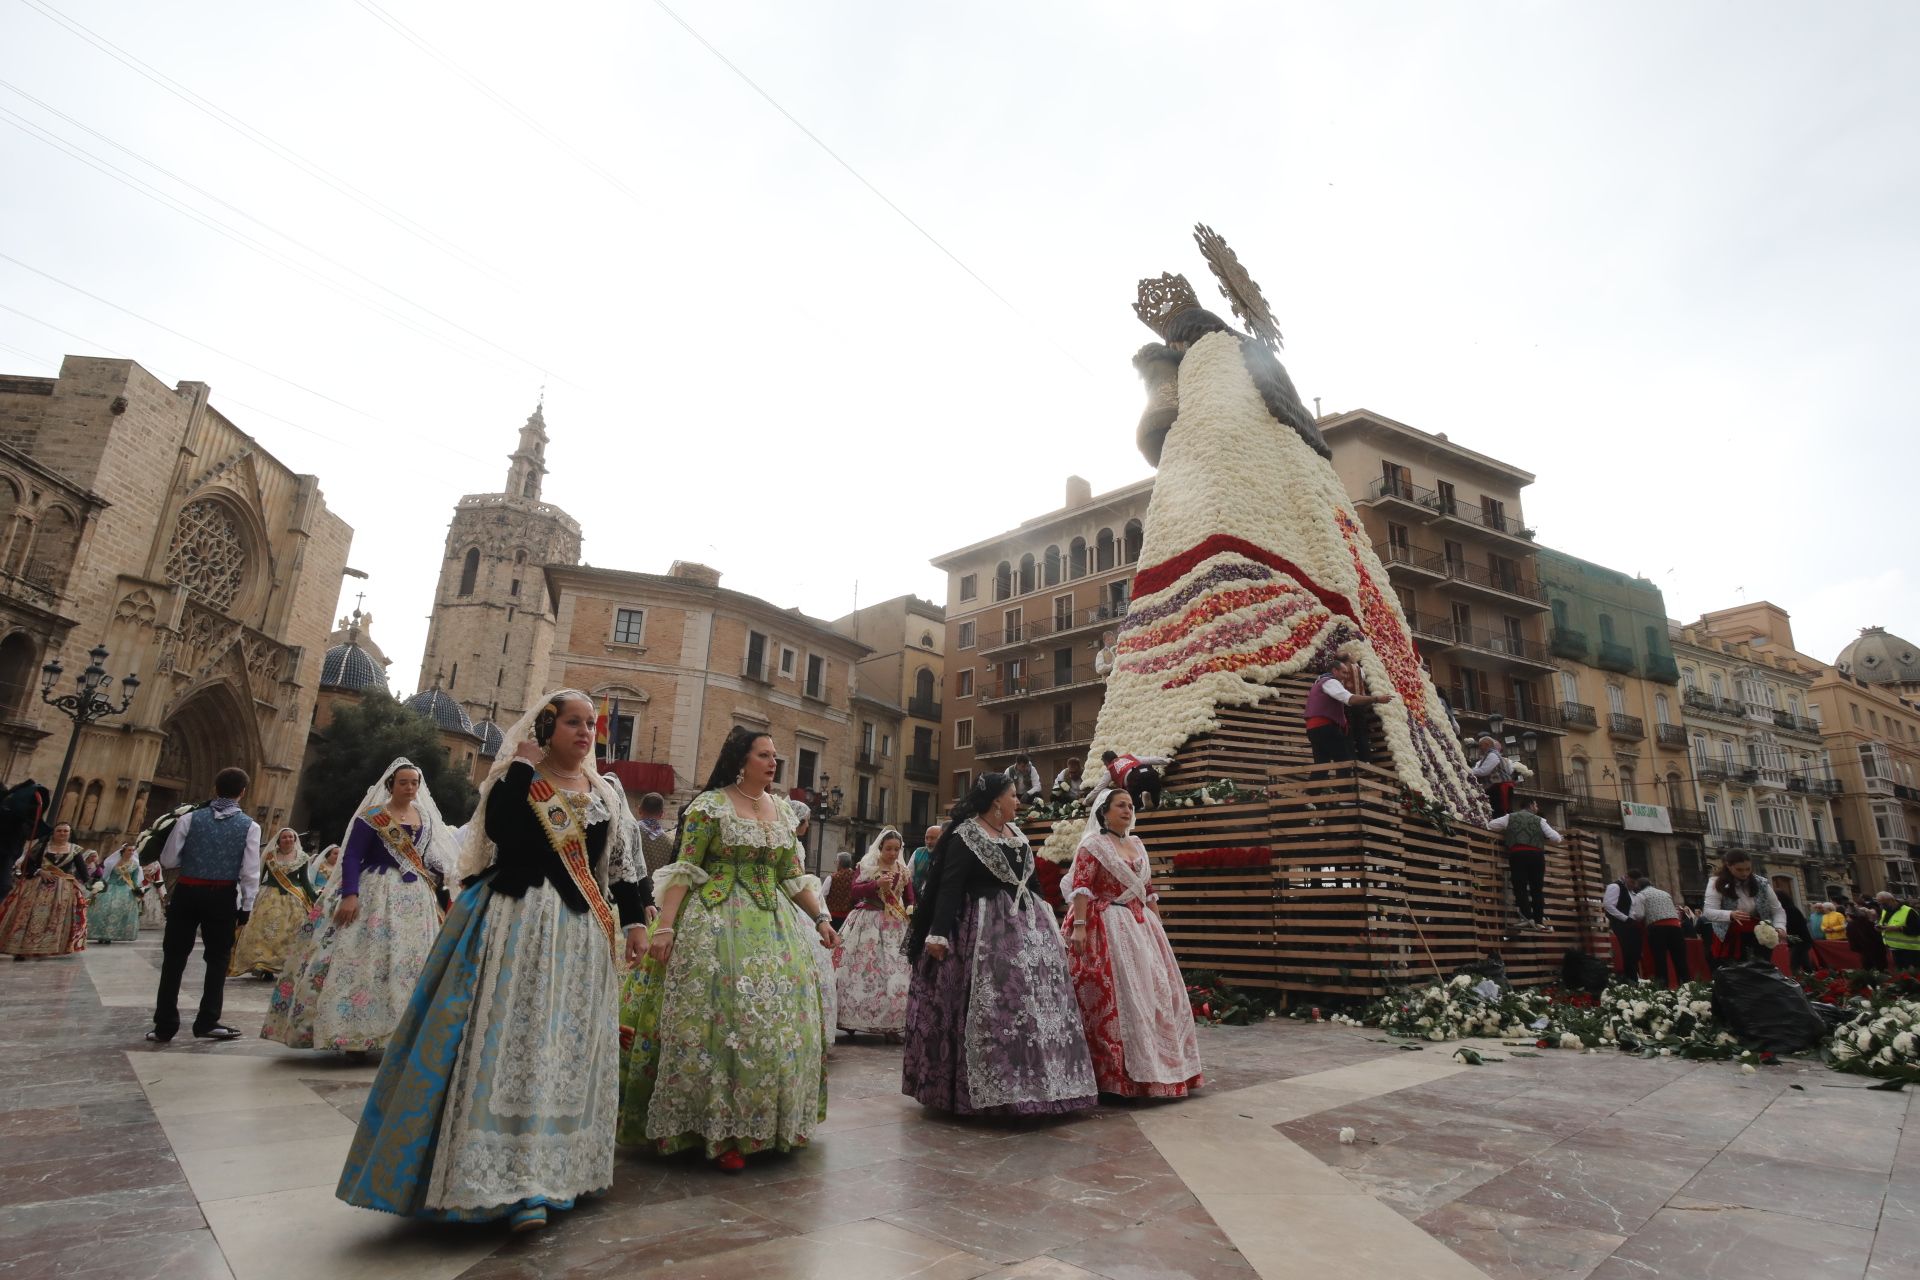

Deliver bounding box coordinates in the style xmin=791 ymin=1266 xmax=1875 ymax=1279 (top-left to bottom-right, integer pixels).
xmin=349 ymin=0 xmax=643 ymax=203
xmin=0 ymin=80 xmax=586 ymax=391
xmin=646 ymin=0 xmax=1096 ymax=378
xmin=0 ymin=267 xmax=494 ymax=466
xmin=16 ymin=0 xmax=513 ymax=286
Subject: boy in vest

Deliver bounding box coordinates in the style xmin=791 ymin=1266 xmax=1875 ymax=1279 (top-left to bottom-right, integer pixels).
xmin=1486 ymin=798 xmax=1564 ymax=932
xmin=147 ymin=767 xmax=261 ymax=1042
xmin=1875 ymin=892 xmax=1920 ymax=973
xmin=1304 ymin=659 xmax=1394 ymax=764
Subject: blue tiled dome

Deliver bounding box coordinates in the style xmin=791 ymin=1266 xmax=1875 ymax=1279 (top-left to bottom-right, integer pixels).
xmin=405 ymin=687 xmax=474 ymax=734
xmin=475 ymin=719 xmax=505 ymax=758
xmin=321 ymin=642 xmax=387 ymax=692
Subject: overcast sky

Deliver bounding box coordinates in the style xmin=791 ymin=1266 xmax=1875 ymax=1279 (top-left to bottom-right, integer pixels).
xmin=4 ymin=1 xmax=1915 ymax=691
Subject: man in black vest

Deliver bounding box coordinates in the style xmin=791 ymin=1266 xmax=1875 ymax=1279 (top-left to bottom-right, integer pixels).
xmin=147 ymin=767 xmax=261 ymax=1043
xmin=1603 ymin=866 xmax=1646 ymax=978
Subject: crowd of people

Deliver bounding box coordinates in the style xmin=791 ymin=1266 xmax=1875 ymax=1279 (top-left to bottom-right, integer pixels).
xmin=13 ymin=678 xmax=1920 ymax=1239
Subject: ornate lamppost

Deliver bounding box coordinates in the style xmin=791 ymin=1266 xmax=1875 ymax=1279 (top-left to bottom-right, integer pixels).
xmin=809 ymin=773 xmax=845 ymax=874
xmin=40 ymin=645 xmax=139 ymax=825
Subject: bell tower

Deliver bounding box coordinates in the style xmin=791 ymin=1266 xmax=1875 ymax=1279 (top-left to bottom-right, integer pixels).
xmin=417 ymin=403 xmax=582 ymax=738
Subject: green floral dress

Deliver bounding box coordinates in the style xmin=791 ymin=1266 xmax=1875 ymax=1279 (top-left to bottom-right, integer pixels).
xmin=617 ymin=791 xmax=827 ymax=1157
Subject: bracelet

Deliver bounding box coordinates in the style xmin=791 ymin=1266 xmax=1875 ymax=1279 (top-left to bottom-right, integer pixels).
xmin=652 ymin=925 xmax=675 ymax=935
xmin=813 ymin=913 xmax=831 ymax=926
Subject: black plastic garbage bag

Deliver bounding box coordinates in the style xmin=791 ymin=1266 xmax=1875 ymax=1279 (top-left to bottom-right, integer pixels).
xmin=1560 ymin=949 xmax=1611 ymax=995
xmin=1710 ymin=960 xmax=1828 ymax=1054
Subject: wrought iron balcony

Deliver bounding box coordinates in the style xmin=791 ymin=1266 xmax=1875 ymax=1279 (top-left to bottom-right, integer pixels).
xmin=1427 ymin=497 xmax=1536 ymax=542
xmin=1645 ymin=652 xmax=1681 ymax=685
xmin=1447 ymin=689 xmax=1566 ymax=734
xmin=1609 ymin=713 xmax=1645 ymax=740
xmin=907 ymin=696 xmax=942 ymax=721
xmin=979 ymin=662 xmax=1104 ymax=705
xmin=1550 ymin=627 xmax=1589 ymax=660
xmin=1669 ymin=807 xmax=1707 ymax=831
xmin=1375 ymin=543 xmax=1447 ymax=579
xmin=1414 ymin=618 xmax=1554 ymax=669
xmin=1656 ymin=723 xmax=1687 ymax=749
xmin=973 ymin=722 xmax=1096 ymax=759
xmin=1595 ymin=641 xmax=1636 ymax=674
xmin=978 ymin=603 xmax=1128 ymax=654
xmin=1561 ymin=701 xmax=1597 ymax=729
xmin=1569 ymin=796 xmax=1623 ymax=826
xmin=904 ymin=754 xmax=939 ymax=784
xmin=1362 ymin=475 xmax=1438 ymax=510
xmin=856 ymin=749 xmax=880 ymax=771
xmin=1684 ymin=689 xmax=1749 ymax=721
xmin=1439 ymin=558 xmax=1549 ymax=607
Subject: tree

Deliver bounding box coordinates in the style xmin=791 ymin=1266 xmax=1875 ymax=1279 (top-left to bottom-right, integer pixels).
xmin=298 ymin=693 xmax=478 ymax=845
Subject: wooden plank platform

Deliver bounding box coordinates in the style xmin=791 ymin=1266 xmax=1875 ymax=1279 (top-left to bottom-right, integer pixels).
xmin=1032 ymin=677 xmax=1605 ymax=999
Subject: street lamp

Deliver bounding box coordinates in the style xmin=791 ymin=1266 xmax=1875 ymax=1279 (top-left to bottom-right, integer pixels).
xmin=810 ymin=774 xmax=845 ymax=874
xmin=40 ymin=644 xmax=139 ymax=827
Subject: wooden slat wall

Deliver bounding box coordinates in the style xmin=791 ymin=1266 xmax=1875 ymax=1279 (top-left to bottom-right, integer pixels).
xmin=1032 ymin=677 xmax=1605 ymax=999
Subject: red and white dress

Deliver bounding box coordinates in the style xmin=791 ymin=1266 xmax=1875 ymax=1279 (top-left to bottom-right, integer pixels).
xmin=1062 ymin=830 xmax=1203 ymax=1097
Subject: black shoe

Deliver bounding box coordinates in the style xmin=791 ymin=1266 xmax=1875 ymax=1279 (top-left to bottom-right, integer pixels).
xmin=145 ymin=1029 xmax=174 ymax=1043
xmin=195 ymin=1025 xmax=242 ymax=1041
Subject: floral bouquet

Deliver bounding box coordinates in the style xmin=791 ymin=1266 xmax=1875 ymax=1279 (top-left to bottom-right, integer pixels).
xmin=1827 ymin=1000 xmax=1920 ymax=1082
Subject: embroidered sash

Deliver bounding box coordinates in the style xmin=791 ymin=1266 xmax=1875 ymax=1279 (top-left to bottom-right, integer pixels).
xmin=266 ymin=857 xmax=314 ymax=910
xmin=528 ymin=776 xmax=619 ymax=954
xmin=874 ymin=866 xmax=912 ymax=922
xmin=114 ymin=857 xmax=143 ymax=893
xmin=364 ymin=807 xmax=438 ymax=884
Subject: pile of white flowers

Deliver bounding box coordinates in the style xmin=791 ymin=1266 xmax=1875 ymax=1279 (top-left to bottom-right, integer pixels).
xmin=1565 ymin=981 xmax=1742 ymax=1059
xmin=1371 ymin=973 xmax=1542 ymax=1042
xmin=1827 ymin=999 xmax=1920 ymax=1081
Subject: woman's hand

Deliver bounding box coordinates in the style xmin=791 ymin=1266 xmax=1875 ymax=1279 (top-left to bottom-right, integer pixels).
xmin=925 ymin=939 xmax=949 ymax=961
xmin=513 ymin=740 xmax=542 ymax=763
xmin=1731 ymin=910 xmax=1753 ymax=927
xmin=645 ymin=904 xmax=659 ymax=925
xmin=1069 ymin=922 xmax=1090 ymax=955
xmin=333 ymin=894 xmax=360 ymax=927
xmin=647 ymin=925 xmax=676 ymax=962
xmin=624 ymin=927 xmax=647 ymax=967
xmin=816 ymin=920 xmax=841 ymax=949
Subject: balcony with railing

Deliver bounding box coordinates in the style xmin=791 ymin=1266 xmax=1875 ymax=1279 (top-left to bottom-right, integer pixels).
xmin=1447 ymin=689 xmax=1566 ymax=734
xmin=1708 ymin=829 xmax=1768 ymax=853
xmin=855 ymin=748 xmax=880 ymax=771
xmin=1696 ymin=757 xmax=1760 ymax=787
xmin=907 ymin=695 xmax=942 ymax=721
xmin=973 ymin=721 xmax=1097 ymax=759
xmin=1569 ymin=796 xmax=1622 ymax=826
xmin=1609 ymin=713 xmax=1645 ymax=740
xmin=1897 ymin=783 xmax=1920 ymax=803
xmin=903 ymin=754 xmax=939 ymax=784
xmin=1561 ymin=701 xmax=1597 ymax=730
xmin=1656 ymin=723 xmax=1687 ymax=749
xmin=1683 ymin=688 xmax=1748 ymax=721
xmin=1595 ymin=640 xmax=1636 ymax=674
xmin=978 ymin=603 xmax=1127 ymax=655
xmin=1427 ymin=496 xmax=1537 ymax=544
xmin=1863 ymin=774 xmax=1896 ymax=798
xmin=979 ymin=662 xmax=1105 ymax=706
xmin=1758 ymin=831 xmax=1806 ymax=857
xmin=1445 ymin=560 xmax=1549 ymax=608
xmin=1768 ymin=709 xmax=1819 ymax=737
xmin=1362 ymin=475 xmax=1439 ymax=513
xmin=1669 ymin=806 xmax=1707 ymax=831
xmin=1375 ymin=543 xmax=1447 ymax=580
xmin=1550 ymin=627 xmax=1588 ymax=660
xmin=1412 ymin=617 xmax=1555 ymax=671
xmin=1645 ymin=652 xmax=1681 ymax=684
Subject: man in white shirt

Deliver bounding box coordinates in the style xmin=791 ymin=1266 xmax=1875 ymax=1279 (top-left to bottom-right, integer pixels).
xmin=1303 ymin=659 xmax=1395 ymax=764
xmin=1486 ymin=799 xmax=1564 ymax=931
xmin=1093 ymin=632 xmax=1118 ymax=680
xmin=1009 ymin=756 xmax=1044 ymax=807
xmin=148 ymin=766 xmax=262 ymax=1043
xmin=1628 ymin=876 xmax=1688 ymax=987
xmin=1602 ymin=865 xmax=1648 ymax=978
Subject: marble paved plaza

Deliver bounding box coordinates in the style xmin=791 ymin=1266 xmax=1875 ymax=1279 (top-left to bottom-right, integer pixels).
xmin=2 ymin=935 xmax=1914 ymax=1279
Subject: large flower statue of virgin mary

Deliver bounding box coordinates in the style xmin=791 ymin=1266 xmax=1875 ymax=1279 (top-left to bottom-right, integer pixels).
xmin=1060 ymin=226 xmax=1486 ymax=857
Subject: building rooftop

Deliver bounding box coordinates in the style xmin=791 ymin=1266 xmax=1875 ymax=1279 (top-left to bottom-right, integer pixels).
xmin=1835 ymin=626 xmax=1920 ymax=689
xmin=405 ymin=686 xmax=474 ymax=734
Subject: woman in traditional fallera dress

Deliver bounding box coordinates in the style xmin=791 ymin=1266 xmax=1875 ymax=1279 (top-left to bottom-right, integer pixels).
xmin=87 ymin=843 xmax=144 ymax=944
xmin=307 ymin=844 xmax=341 ymax=897
xmin=1064 ymin=789 xmax=1203 ymax=1098
xmin=619 ymin=727 xmax=838 ymax=1172
xmin=834 ymin=827 xmax=915 ymax=1039
xmin=338 ymin=690 xmax=651 ymax=1232
xmin=263 ymin=761 xmax=448 ymax=1052
xmin=230 ymin=829 xmax=316 ymax=978
xmin=138 ymin=858 xmax=167 ymax=930
xmin=0 ymin=822 xmax=90 ymax=959
xmin=902 ymin=773 xmax=1098 ymax=1117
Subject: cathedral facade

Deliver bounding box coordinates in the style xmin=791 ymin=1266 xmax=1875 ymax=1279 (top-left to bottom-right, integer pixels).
xmin=0 ymin=356 xmax=352 ymax=842
xmin=416 ymin=405 xmax=581 ymax=740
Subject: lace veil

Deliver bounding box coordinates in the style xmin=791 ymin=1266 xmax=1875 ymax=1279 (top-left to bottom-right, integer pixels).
xmin=344 ymin=756 xmax=452 ymax=874
xmin=857 ymin=826 xmax=907 ymax=881
xmin=453 ymin=689 xmax=636 ymax=886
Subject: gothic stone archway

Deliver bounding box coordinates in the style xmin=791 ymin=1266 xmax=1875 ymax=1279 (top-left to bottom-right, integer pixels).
xmin=149 ymin=682 xmax=259 ymax=817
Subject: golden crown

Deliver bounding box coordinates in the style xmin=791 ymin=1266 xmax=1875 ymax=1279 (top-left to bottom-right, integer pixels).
xmin=1133 ymin=272 xmax=1199 ymax=340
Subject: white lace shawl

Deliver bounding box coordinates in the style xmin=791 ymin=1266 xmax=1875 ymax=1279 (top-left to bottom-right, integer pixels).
xmin=1071 ymin=830 xmax=1153 ymax=908
xmin=957 ymin=819 xmax=1035 ymax=909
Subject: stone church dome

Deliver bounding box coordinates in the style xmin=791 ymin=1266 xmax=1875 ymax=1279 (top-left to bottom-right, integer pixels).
xmin=474 ymin=719 xmax=505 ymax=758
xmin=1835 ymin=626 xmax=1920 ymax=688
xmin=405 ymin=686 xmax=474 ymax=734
xmin=320 ymin=640 xmax=387 ymax=693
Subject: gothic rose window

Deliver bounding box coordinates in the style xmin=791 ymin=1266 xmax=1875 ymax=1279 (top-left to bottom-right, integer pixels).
xmin=165 ymin=498 xmax=248 ymax=610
